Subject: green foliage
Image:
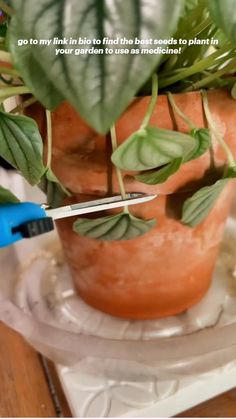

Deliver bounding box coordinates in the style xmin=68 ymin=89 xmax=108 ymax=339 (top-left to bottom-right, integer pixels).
xmin=111 ymin=127 xmax=197 ymax=171
xmin=224 ymin=165 xmax=236 ymax=178
xmin=0 ymin=0 xmax=235 ymax=238
xmin=208 ymin=0 xmax=236 ymax=43
xmin=9 ymin=17 xmax=63 ymax=110
xmin=188 ymin=128 xmax=211 ymax=159
xmin=9 ymin=0 xmax=182 ymax=133
xmin=181 ymin=167 xmax=236 ymax=226
xmin=73 ymin=212 xmax=156 ymax=241
xmin=0 ymin=184 xmax=19 ymax=203
xmin=135 ymin=158 xmax=183 ymax=185
xmin=136 ymin=128 xmax=211 ymax=185
xmin=0 ymin=111 xmax=45 ymax=185
xmin=181 ymin=179 xmax=227 ymax=226
xmin=39 ymin=169 xmax=69 ymax=208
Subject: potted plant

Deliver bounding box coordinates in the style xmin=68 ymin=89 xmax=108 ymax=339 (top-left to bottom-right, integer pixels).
xmin=0 ymin=0 xmax=236 ymax=319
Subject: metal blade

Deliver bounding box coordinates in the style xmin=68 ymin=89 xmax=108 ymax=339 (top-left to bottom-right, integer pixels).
xmin=46 ymin=193 xmax=157 ymax=220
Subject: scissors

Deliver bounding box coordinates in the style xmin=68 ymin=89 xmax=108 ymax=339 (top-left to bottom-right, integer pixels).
xmin=0 ymin=193 xmax=157 ymax=248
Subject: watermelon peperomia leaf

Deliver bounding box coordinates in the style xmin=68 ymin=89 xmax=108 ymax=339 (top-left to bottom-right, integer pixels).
xmin=135 ymin=128 xmax=211 ymax=185
xmin=9 ymin=16 xmax=63 ymax=110
xmin=9 ymin=0 xmax=182 ymax=134
xmin=111 ymin=127 xmax=197 ymax=171
xmin=208 ymin=0 xmax=236 ymax=43
xmin=0 ymin=185 xmax=19 ymax=204
xmin=188 ymin=128 xmax=211 ymax=160
xmin=181 ymin=166 xmax=236 ymax=227
xmin=39 ymin=168 xmax=70 ymax=208
xmin=0 ymin=111 xmax=45 ymax=185
xmin=135 ymin=157 xmax=183 ymax=185
xmin=73 ymin=212 xmax=156 ymax=241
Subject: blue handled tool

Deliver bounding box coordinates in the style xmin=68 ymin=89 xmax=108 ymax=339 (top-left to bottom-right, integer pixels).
xmin=0 ymin=193 xmax=157 ymax=248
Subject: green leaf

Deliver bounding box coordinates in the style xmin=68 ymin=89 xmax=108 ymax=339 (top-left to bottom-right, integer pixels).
xmin=10 ymin=0 xmax=182 ymax=133
xmin=73 ymin=212 xmax=156 ymax=241
xmin=39 ymin=169 xmax=68 ymax=208
xmin=208 ymin=0 xmax=236 ymax=43
xmin=214 ymin=27 xmax=231 ymax=48
xmin=223 ymin=165 xmax=236 ymax=178
xmin=0 ymin=112 xmax=45 ymax=185
xmin=111 ymin=127 xmax=197 ymax=171
xmin=181 ymin=165 xmax=236 ymax=227
xmin=184 ymin=0 xmax=199 ymax=12
xmin=135 ymin=128 xmax=211 ymax=185
xmin=9 ymin=17 xmax=63 ymax=110
xmin=188 ymin=128 xmax=211 ymax=160
xmin=136 ymin=157 xmax=183 ymax=185
xmin=0 ymin=185 xmax=19 ymax=204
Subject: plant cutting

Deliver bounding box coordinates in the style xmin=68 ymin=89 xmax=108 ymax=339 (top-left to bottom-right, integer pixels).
xmin=0 ymin=0 xmax=236 ymax=318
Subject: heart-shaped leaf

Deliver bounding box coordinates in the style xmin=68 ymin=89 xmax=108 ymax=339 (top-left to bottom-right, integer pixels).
xmin=0 ymin=185 xmax=19 ymax=204
xmin=188 ymin=128 xmax=211 ymax=160
xmin=0 ymin=112 xmax=45 ymax=185
xmin=136 ymin=157 xmax=183 ymax=185
xmin=10 ymin=0 xmax=182 ymax=133
xmin=9 ymin=17 xmax=63 ymax=110
xmin=181 ymin=165 xmax=236 ymax=227
xmin=112 ymin=127 xmax=197 ymax=171
xmin=73 ymin=212 xmax=156 ymax=241
xmin=39 ymin=169 xmax=69 ymax=208
xmin=208 ymin=0 xmax=236 ymax=43
xmin=135 ymin=128 xmax=211 ymax=185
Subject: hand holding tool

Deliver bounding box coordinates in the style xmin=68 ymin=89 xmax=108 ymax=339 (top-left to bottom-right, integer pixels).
xmin=0 ymin=193 xmax=157 ymax=248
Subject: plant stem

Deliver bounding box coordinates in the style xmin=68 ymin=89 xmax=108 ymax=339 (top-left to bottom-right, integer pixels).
xmin=58 ymin=182 xmax=71 ymax=196
xmin=0 ymin=82 xmax=8 ymax=88
xmin=208 ymin=51 xmax=236 ymax=69
xmin=167 ymin=92 xmax=195 ymax=130
xmin=0 ymin=86 xmax=30 ymax=103
xmin=184 ymin=59 xmax=236 ymax=91
xmin=44 ymin=109 xmax=71 ymax=197
xmin=140 ymin=73 xmax=158 ymax=129
xmin=159 ymin=45 xmax=233 ymax=88
xmin=10 ymin=96 xmax=37 ymax=114
xmin=174 ymin=20 xmax=213 ymax=68
xmin=183 ymin=17 xmax=212 ymax=41
xmin=0 ymin=0 xmax=13 ymax=16
xmin=46 ymin=110 xmax=52 ymax=169
xmin=202 ymin=90 xmax=236 ymax=167
xmin=174 ymin=3 xmax=208 ymax=39
xmin=110 ymin=125 xmax=128 ymax=212
xmin=0 ymin=66 xmax=19 ymax=77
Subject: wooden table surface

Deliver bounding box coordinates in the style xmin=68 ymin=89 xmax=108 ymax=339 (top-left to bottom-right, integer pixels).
xmin=1 ymin=322 xmax=236 ymax=418
xmin=0 ymin=322 xmax=71 ymax=418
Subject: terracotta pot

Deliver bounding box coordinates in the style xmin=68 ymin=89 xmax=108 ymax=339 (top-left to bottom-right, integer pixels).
xmin=29 ymin=89 xmax=236 ymax=319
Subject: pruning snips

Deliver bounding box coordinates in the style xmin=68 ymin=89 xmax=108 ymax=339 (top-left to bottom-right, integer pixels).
xmin=0 ymin=193 xmax=156 ymax=248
